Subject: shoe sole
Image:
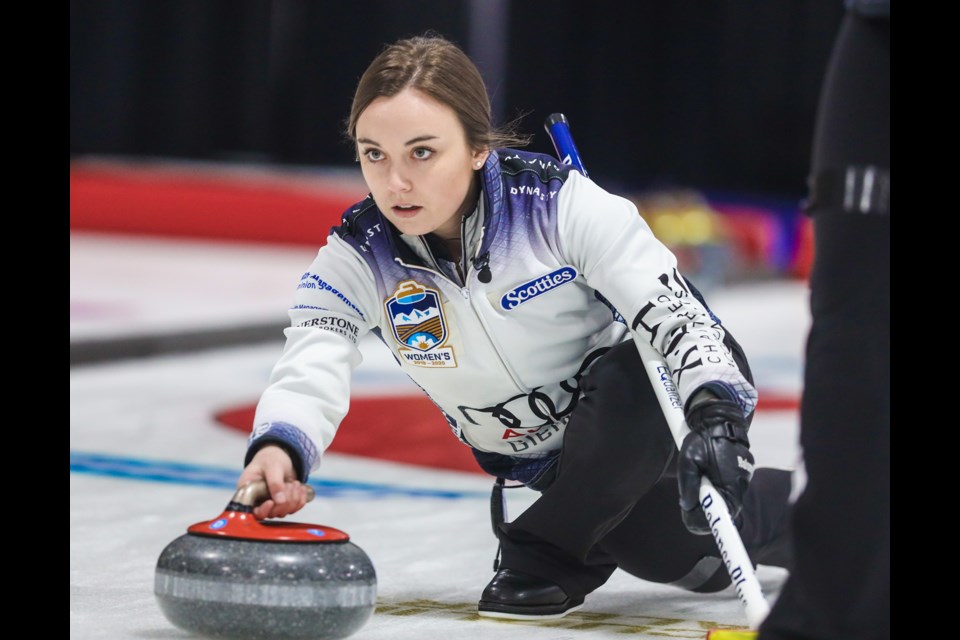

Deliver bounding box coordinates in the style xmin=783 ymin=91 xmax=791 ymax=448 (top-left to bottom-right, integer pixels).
xmin=477 ymin=602 xmax=584 ymax=621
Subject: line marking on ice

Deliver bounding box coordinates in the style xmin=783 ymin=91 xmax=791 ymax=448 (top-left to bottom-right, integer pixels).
xmin=69 ymin=450 xmax=489 ymax=499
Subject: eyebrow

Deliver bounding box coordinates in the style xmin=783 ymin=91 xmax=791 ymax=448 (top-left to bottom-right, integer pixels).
xmin=356 ymin=135 xmax=439 ymax=147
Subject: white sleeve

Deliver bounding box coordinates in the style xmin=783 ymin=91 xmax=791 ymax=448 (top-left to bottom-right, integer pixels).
xmin=249 ymin=234 xmax=383 ymax=476
xmin=556 ymin=170 xmax=757 ymax=415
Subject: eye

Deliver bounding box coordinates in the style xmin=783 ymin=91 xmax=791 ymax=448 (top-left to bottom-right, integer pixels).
xmin=412 ymin=147 xmax=434 ymax=160
xmin=362 ymin=148 xmax=384 ymax=162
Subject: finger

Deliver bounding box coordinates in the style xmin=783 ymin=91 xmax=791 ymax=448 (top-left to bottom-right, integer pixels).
xmin=677 ymin=460 xmax=704 ymax=511
xmin=263 ymin=470 xmax=288 ymax=506
xmin=236 ymin=467 xmax=262 ymax=490
xmin=681 ymin=506 xmax=710 ymax=535
xmin=292 ymin=481 xmax=309 ymax=508
xmin=270 ymin=498 xmax=300 ymax=519
xmin=279 ymin=483 xmax=306 ymax=515
xmin=253 ymin=499 xmax=275 ymax=520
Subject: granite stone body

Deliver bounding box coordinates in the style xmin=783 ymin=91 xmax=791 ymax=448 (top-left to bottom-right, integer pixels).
xmin=155 ymin=533 xmax=377 ymax=640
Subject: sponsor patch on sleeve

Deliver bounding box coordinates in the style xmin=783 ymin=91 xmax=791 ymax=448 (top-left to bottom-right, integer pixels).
xmin=296 ymin=315 xmax=361 ymax=344
xmin=297 ymin=272 xmax=365 ymax=319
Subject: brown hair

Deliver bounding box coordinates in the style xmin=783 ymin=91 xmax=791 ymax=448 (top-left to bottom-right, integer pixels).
xmin=346 ymin=34 xmax=531 ymax=152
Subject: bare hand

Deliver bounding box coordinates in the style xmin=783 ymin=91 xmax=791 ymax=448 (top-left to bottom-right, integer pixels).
xmin=237 ymin=445 xmax=312 ymax=519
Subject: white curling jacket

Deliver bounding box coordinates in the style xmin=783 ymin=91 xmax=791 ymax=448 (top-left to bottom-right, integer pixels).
xmin=247 ymin=149 xmax=757 ymax=478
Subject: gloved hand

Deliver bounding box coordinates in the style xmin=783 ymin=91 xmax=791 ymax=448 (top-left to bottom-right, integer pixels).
xmin=677 ymin=385 xmax=755 ymax=535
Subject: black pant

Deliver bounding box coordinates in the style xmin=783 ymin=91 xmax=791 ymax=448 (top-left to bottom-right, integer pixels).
xmin=758 ymin=8 xmax=890 ymax=640
xmin=496 ymin=337 xmax=793 ymax=600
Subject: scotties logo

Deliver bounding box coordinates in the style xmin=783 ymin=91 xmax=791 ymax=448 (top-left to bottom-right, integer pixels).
xmin=385 ymin=280 xmax=457 ymax=368
xmin=500 ymin=266 xmax=578 ymax=310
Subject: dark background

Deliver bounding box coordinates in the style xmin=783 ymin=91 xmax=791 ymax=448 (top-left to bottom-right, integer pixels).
xmin=70 ymin=1 xmax=845 ymax=201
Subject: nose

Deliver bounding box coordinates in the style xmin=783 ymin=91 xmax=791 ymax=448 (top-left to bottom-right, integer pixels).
xmin=387 ymin=163 xmax=412 ymax=194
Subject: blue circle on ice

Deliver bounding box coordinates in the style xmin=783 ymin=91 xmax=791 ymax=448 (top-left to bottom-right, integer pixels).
xmin=306 ymin=528 xmax=326 ymax=537
xmin=209 ymin=518 xmax=228 ymax=530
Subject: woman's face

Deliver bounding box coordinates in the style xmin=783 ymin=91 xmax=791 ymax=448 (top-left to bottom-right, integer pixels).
xmin=355 ymin=88 xmax=489 ymax=240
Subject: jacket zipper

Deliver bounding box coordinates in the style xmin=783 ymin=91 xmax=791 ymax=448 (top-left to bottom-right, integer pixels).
xmin=458 ymin=223 xmax=530 ymax=392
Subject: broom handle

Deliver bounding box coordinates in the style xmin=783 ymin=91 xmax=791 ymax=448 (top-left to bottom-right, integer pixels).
xmin=544 ymin=113 xmax=770 ymax=628
xmin=636 ymin=341 xmax=770 ymax=628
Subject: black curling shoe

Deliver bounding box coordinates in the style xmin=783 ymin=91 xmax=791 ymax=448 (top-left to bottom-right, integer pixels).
xmin=477 ymin=568 xmax=585 ymax=619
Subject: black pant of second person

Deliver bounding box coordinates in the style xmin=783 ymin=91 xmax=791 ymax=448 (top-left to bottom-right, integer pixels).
xmin=758 ymin=6 xmax=890 ymax=640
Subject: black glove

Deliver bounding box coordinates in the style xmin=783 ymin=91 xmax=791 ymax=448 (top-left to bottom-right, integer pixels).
xmin=677 ymin=384 xmax=754 ymax=535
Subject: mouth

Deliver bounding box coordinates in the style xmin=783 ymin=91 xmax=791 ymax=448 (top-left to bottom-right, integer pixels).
xmin=392 ymin=204 xmax=422 ymax=218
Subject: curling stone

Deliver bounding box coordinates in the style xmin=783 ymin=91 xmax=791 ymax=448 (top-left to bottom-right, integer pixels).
xmin=155 ymin=481 xmax=376 ymax=640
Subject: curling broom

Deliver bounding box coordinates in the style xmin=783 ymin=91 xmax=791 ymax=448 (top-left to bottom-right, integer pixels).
xmin=544 ymin=113 xmax=770 ymax=635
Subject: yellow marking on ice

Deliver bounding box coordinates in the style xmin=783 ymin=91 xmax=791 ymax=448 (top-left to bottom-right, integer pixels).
xmin=375 ymin=598 xmax=745 ymax=637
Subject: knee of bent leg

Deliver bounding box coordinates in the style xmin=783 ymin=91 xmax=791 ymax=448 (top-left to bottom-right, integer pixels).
xmin=670 ymin=556 xmax=733 ymax=593
xmin=616 ymin=553 xmax=732 ymax=593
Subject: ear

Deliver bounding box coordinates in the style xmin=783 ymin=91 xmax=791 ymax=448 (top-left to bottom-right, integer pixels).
xmin=472 ymin=149 xmax=490 ymax=169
